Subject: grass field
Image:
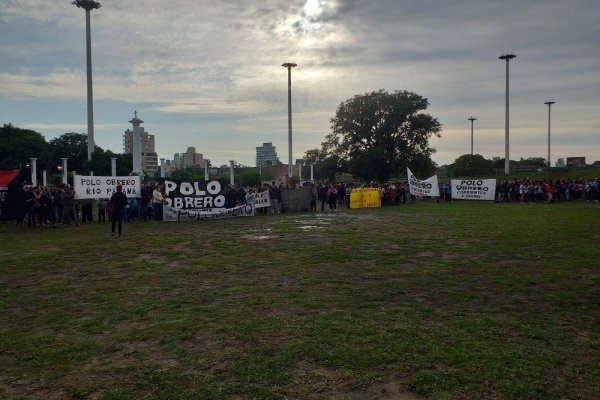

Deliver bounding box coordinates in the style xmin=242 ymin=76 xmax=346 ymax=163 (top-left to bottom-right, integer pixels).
xmin=1 ymin=201 xmax=599 ymax=400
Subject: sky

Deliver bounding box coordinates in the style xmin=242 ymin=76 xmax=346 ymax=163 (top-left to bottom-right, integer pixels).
xmin=1 ymin=0 xmax=599 ymax=168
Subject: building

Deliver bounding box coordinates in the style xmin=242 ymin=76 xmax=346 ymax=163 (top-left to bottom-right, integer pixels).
xmin=555 ymin=158 xmax=566 ymax=168
xmin=183 ymin=147 xmax=204 ymax=168
xmin=256 ymin=142 xmax=281 ymax=167
xmin=122 ymin=115 xmax=159 ymax=175
xmin=566 ymin=157 xmax=586 ymax=168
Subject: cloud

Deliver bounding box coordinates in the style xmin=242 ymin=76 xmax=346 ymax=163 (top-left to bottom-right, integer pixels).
xmin=1 ymin=0 xmax=599 ymax=167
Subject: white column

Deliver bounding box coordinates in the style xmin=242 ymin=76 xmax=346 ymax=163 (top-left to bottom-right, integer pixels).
xmin=90 ymin=171 xmax=94 ymax=176
xmin=42 ymin=170 xmax=47 ymax=187
xmin=30 ymin=158 xmax=38 ymax=187
xmin=229 ymin=160 xmax=235 ymax=185
xmin=311 ymin=164 xmax=314 ymax=181
xmin=298 ymin=161 xmax=303 ymax=181
xmin=160 ymin=158 xmax=165 ymax=178
xmin=204 ymin=159 xmax=209 ymax=181
xmin=61 ymin=158 xmax=68 ymax=184
xmin=111 ymin=157 xmax=117 ymax=177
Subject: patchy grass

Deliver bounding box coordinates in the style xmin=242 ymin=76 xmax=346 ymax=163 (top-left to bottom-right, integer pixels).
xmin=1 ymin=201 xmax=599 ymax=399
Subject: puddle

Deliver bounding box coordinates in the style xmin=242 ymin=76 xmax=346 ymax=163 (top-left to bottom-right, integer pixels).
xmin=298 ymin=225 xmax=319 ymax=231
xmin=243 ymin=235 xmax=275 ymax=240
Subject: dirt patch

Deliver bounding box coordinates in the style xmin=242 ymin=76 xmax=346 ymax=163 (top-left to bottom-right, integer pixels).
xmin=341 ymin=379 xmax=423 ymax=400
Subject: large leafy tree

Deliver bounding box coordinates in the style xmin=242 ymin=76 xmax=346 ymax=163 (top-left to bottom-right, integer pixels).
xmin=324 ymin=90 xmax=441 ymax=182
xmin=450 ymin=154 xmax=494 ymax=177
xmin=0 ymin=124 xmax=49 ymax=170
xmin=42 ymin=132 xmax=88 ymax=174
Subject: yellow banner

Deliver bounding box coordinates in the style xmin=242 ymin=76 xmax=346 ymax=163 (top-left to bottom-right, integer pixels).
xmin=350 ymin=188 xmax=381 ymax=209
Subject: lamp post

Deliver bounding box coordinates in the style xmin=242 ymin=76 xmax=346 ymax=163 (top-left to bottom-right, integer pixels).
xmin=72 ymin=0 xmax=101 ymax=161
xmin=499 ymin=53 xmax=516 ymax=175
xmin=282 ymin=62 xmax=297 ymax=177
xmin=544 ymin=101 xmax=556 ymax=168
xmin=468 ymin=117 xmax=477 ymax=155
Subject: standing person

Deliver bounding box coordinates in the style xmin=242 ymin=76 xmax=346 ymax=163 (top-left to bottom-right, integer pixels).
xmin=152 ymin=184 xmax=165 ymax=222
xmin=270 ymin=184 xmax=281 ymax=214
xmin=345 ymin=184 xmax=352 ymax=208
xmin=55 ymin=187 xmax=65 ymax=224
xmin=327 ymin=185 xmax=337 ymax=211
xmin=62 ymin=185 xmax=77 ymax=225
xmin=81 ymin=198 xmax=93 ymax=223
xmin=110 ymin=185 xmax=128 ymax=237
xmin=97 ymin=198 xmax=107 ymax=222
xmin=309 ymin=184 xmax=317 ymax=211
xmin=318 ymin=184 xmax=328 ymax=212
xmin=140 ymin=185 xmax=150 ymax=221
xmin=245 ymin=188 xmax=255 ymax=210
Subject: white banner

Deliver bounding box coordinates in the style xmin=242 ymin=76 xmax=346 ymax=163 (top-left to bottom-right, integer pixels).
xmin=163 ymin=204 xmax=254 ymax=221
xmin=254 ymin=190 xmax=271 ymax=208
xmin=74 ymin=175 xmax=141 ymax=199
xmin=451 ymin=179 xmax=496 ymax=201
xmin=407 ymin=168 xmax=440 ymax=197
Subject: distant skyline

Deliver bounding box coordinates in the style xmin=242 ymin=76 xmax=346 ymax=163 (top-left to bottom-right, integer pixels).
xmin=1 ymin=0 xmax=599 ymax=167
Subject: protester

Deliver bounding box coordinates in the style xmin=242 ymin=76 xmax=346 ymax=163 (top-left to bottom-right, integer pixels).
xmin=270 ymin=184 xmax=281 ymax=214
xmin=98 ymin=198 xmax=108 ymax=222
xmin=110 ymin=184 xmax=128 ymax=237
xmin=152 ymin=184 xmax=165 ymax=222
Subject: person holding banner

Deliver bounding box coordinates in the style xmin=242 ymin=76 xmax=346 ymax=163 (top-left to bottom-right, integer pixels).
xmin=152 ymin=184 xmax=165 ymax=222
xmin=110 ymin=184 xmax=128 ymax=237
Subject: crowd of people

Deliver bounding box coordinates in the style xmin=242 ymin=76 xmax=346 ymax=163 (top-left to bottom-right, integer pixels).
xmin=495 ymin=178 xmax=600 ymax=203
xmin=14 ymin=182 xmax=169 ymax=229
xmin=9 ymin=177 xmax=599 ymax=229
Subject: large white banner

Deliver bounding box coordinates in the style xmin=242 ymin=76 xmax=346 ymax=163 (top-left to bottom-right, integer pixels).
xmin=163 ymin=180 xmax=256 ymax=221
xmin=254 ymin=190 xmax=271 ymax=208
xmin=407 ymin=168 xmax=440 ymax=197
xmin=74 ymin=175 xmax=141 ymax=199
xmin=451 ymin=179 xmax=496 ymax=201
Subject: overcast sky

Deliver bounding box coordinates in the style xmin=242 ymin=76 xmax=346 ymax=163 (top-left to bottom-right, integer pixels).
xmin=1 ymin=0 xmax=599 ymax=168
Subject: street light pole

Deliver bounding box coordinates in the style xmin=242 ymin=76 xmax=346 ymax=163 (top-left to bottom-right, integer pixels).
xmin=468 ymin=117 xmax=477 ymax=155
xmin=499 ymin=53 xmax=516 ymax=175
xmin=544 ymin=101 xmax=556 ymax=168
xmin=72 ymin=0 xmax=101 ymax=161
xmin=282 ymin=62 xmax=297 ymax=177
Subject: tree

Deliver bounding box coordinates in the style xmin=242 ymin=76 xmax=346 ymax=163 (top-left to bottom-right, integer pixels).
xmin=42 ymin=133 xmax=88 ymax=174
xmin=237 ymin=168 xmax=261 ymax=187
xmin=302 ymin=148 xmax=341 ymax=182
xmin=170 ymin=165 xmax=206 ymax=182
xmin=0 ymin=124 xmax=49 ymax=170
xmin=324 ymin=90 xmax=441 ymax=182
xmin=449 ymin=154 xmax=494 ymax=177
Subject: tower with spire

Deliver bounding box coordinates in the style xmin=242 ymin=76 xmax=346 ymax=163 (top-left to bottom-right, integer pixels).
xmin=122 ymin=111 xmax=159 ymax=176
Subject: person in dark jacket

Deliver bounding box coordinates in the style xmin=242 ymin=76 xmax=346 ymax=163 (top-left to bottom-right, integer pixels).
xmin=110 ymin=185 xmax=128 ymax=237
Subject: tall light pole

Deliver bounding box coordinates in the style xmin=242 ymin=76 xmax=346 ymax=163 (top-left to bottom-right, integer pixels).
xmin=499 ymin=53 xmax=516 ymax=175
xmin=282 ymin=62 xmax=297 ymax=177
xmin=544 ymin=101 xmax=556 ymax=168
xmin=468 ymin=117 xmax=477 ymax=155
xmin=73 ymin=0 xmax=101 ymax=161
